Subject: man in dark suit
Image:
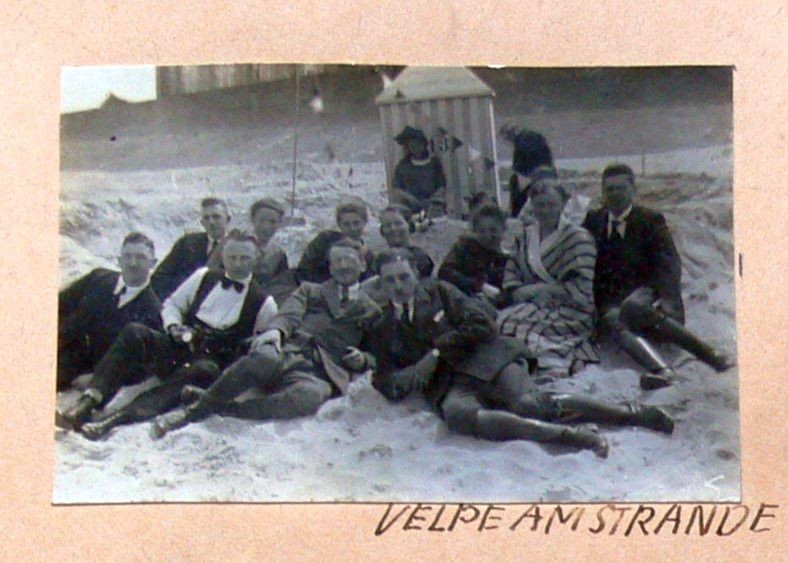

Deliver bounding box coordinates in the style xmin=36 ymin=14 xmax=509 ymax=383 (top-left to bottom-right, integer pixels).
xmin=583 ymin=163 xmax=732 ymax=389
xmin=150 ymin=197 xmax=230 ymax=300
xmin=58 ymin=232 xmax=162 ymax=392
xmin=295 ymin=196 xmax=375 ymax=284
xmin=149 ymin=237 xmax=382 ymax=438
xmin=365 ymin=249 xmax=674 ymax=458
xmin=57 ymin=229 xmax=278 ymax=438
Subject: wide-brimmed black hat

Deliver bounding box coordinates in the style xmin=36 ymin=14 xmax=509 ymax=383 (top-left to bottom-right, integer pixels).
xmin=502 ymin=127 xmax=554 ymax=176
xmin=394 ymin=126 xmax=428 ymax=145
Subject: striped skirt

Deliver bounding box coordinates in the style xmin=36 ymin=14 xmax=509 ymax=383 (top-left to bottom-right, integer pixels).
xmin=498 ymin=300 xmax=598 ymax=372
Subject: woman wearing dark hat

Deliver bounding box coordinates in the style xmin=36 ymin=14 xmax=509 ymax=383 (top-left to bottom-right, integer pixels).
xmin=391 ymin=126 xmax=447 ymax=215
xmin=502 ymin=127 xmax=554 ymax=218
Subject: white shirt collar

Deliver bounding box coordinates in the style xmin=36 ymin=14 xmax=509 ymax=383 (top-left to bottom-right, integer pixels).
xmin=411 ymin=156 xmax=431 ymax=166
xmin=114 ymin=274 xmax=150 ymax=308
xmin=339 ymin=282 xmax=360 ymax=301
xmin=607 ymin=205 xmax=633 ymax=237
xmin=392 ymin=297 xmax=415 ymax=321
xmin=608 ymin=205 xmax=632 ymax=222
xmin=224 ymin=273 xmax=253 ymax=287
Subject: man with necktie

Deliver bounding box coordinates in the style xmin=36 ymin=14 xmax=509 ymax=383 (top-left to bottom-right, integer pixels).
xmin=150 ymin=197 xmax=231 ymax=300
xmin=149 ymin=237 xmax=381 ymax=438
xmin=57 ymin=229 xmax=277 ymax=437
xmin=57 ymin=232 xmax=162 ymax=392
xmin=583 ymin=163 xmax=733 ymax=389
xmin=364 ymin=248 xmax=676 ymax=458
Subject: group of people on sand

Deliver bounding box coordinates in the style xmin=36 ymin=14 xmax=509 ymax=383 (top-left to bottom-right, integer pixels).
xmin=55 ymin=127 xmax=733 ymax=458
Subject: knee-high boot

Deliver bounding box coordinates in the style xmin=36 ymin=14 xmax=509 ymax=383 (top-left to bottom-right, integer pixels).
xmin=650 ymin=316 xmax=733 ymax=372
xmin=615 ymin=329 xmax=675 ymax=390
xmin=475 ymin=409 xmax=609 ymax=458
xmin=552 ymin=395 xmax=674 ymax=434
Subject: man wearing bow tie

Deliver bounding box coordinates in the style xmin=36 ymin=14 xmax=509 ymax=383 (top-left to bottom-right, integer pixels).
xmin=150 ymin=197 xmax=230 ymax=300
xmin=150 ymin=237 xmax=382 ymax=438
xmin=57 ymin=229 xmax=277 ymax=436
xmin=57 ymin=232 xmax=162 ymax=392
xmin=583 ymin=163 xmax=732 ymax=389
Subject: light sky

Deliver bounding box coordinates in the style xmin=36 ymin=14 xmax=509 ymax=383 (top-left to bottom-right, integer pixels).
xmin=61 ymin=65 xmax=157 ymax=114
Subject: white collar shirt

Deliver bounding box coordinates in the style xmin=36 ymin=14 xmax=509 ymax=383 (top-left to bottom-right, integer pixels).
xmin=113 ymin=275 xmax=150 ymax=309
xmin=339 ymin=282 xmax=361 ymax=303
xmin=607 ymin=205 xmax=633 ymax=238
xmin=392 ymin=297 xmax=415 ymax=323
xmin=161 ymin=267 xmax=253 ymax=330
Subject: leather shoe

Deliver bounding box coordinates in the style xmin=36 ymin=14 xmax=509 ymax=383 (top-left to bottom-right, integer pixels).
xmin=81 ymin=412 xmax=124 ymax=441
xmin=180 ymin=384 xmax=206 ymax=405
xmin=150 ymin=409 xmax=190 ymax=440
xmin=634 ymin=405 xmax=675 ymax=434
xmin=55 ymin=395 xmax=98 ymax=430
xmin=640 ymin=368 xmax=675 ymax=391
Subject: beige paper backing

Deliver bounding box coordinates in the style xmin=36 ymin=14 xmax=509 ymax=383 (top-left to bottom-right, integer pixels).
xmin=0 ymin=1 xmax=785 ymax=559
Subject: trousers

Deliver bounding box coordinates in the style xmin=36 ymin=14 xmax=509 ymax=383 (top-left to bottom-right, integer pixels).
xmin=187 ymin=347 xmax=333 ymax=421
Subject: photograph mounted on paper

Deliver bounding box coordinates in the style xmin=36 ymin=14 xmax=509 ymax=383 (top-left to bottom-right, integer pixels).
xmin=55 ymin=64 xmax=738 ymax=503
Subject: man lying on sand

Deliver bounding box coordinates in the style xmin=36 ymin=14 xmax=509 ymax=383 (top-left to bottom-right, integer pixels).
xmin=56 ymin=229 xmax=278 ymax=439
xmin=364 ymin=248 xmax=675 ymax=458
xmin=583 ymin=163 xmax=734 ymax=389
xmin=150 ymin=237 xmax=381 ymax=438
xmin=57 ymin=232 xmax=162 ymax=393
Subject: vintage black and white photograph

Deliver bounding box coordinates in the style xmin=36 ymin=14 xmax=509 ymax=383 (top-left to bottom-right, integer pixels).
xmin=54 ymin=64 xmax=738 ymax=503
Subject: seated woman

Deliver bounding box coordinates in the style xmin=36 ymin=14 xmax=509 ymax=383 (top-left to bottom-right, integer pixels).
xmin=390 ymin=126 xmax=446 ymax=217
xmin=498 ymin=179 xmax=599 ymax=375
xmin=437 ymin=202 xmax=509 ymax=307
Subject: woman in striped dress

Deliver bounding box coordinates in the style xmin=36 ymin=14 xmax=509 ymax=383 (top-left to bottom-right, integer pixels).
xmin=498 ymin=180 xmax=598 ymax=375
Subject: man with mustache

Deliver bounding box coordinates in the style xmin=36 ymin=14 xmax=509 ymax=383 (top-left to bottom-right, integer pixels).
xmin=150 ymin=237 xmax=381 ymax=437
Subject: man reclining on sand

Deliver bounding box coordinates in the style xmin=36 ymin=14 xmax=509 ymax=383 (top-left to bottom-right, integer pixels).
xmin=57 ymin=232 xmax=162 ymax=393
xmin=150 ymin=237 xmax=381 ymax=438
xmin=56 ymin=229 xmax=278 ymax=439
xmin=364 ymin=248 xmax=676 ymax=458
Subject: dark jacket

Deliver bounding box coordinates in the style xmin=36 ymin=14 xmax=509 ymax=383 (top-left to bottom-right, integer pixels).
xmin=58 ymin=268 xmax=161 ymax=383
xmin=583 ymin=205 xmax=684 ymax=322
xmin=253 ymin=242 xmax=295 ymax=307
xmin=268 ymin=279 xmax=382 ymax=392
xmin=295 ymin=230 xmax=374 ymax=284
xmin=364 ymin=279 xmax=529 ymax=410
xmin=151 ymin=232 xmax=223 ymax=300
xmin=437 ymin=234 xmax=508 ymax=296
xmin=392 ymin=156 xmax=446 ymax=205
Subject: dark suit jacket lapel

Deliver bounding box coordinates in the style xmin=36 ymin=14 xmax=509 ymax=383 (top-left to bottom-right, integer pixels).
xmin=320 ymin=279 xmax=344 ymax=319
xmin=412 ymin=284 xmax=442 ymax=329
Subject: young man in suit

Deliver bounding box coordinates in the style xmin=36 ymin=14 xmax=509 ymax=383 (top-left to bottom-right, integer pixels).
xmin=438 ymin=202 xmax=510 ymax=308
xmin=57 ymin=229 xmax=278 ymax=438
xmin=295 ymin=196 xmax=375 ymax=284
xmin=150 ymin=197 xmax=231 ymax=299
xmin=583 ymin=163 xmax=732 ymax=389
xmin=366 ymin=249 xmax=675 ymax=458
xmin=248 ymin=197 xmax=298 ymax=306
xmin=376 ymin=204 xmax=434 ymax=279
xmin=58 ymin=232 xmax=162 ymax=392
xmin=150 ymin=237 xmax=381 ymax=438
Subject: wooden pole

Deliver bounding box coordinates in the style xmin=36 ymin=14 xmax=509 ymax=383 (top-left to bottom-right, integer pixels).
xmin=290 ymin=67 xmax=301 ymax=218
